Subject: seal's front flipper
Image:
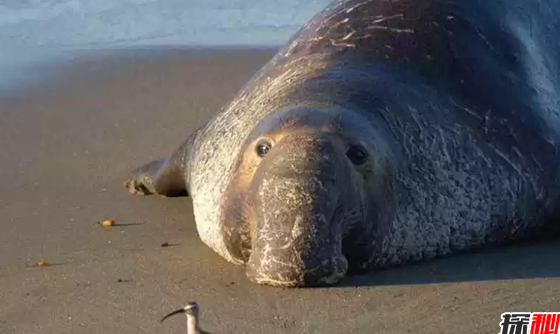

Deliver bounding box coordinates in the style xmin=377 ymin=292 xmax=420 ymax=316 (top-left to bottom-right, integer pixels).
xmin=125 ymin=131 xmax=198 ymax=197
xmin=125 ymin=157 xmax=187 ymax=197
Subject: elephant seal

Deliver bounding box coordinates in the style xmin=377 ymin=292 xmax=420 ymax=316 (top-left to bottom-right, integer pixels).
xmin=125 ymin=0 xmax=560 ymax=287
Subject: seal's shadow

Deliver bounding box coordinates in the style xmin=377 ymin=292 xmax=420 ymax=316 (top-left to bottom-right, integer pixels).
xmin=335 ymin=239 xmax=560 ymax=287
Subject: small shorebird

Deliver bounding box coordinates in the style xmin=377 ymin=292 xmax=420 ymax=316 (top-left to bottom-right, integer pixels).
xmin=160 ymin=301 xmax=211 ymax=334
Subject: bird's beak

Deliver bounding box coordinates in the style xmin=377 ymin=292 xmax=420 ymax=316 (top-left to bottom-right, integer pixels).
xmin=160 ymin=308 xmax=185 ymax=323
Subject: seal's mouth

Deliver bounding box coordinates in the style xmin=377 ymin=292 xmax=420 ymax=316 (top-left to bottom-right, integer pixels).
xmin=248 ymin=255 xmax=348 ymax=287
xmin=244 ymin=132 xmax=351 ymax=287
xmin=245 ymin=195 xmax=349 ymax=287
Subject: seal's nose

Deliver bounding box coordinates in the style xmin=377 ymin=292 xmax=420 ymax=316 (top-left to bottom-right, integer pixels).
xmin=246 ymin=133 xmax=349 ymax=287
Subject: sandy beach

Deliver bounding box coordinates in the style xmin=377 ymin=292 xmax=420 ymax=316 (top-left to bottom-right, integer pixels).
xmin=1 ymin=46 xmax=559 ymax=334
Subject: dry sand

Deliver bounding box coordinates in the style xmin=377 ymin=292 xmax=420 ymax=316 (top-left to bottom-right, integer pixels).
xmin=0 ymin=46 xmax=559 ymax=334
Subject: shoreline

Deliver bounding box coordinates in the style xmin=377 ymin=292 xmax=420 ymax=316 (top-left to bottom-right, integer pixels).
xmin=0 ymin=44 xmax=280 ymax=97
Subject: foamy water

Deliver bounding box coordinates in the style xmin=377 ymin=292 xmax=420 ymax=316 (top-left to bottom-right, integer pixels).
xmin=1 ymin=0 xmax=329 ymax=52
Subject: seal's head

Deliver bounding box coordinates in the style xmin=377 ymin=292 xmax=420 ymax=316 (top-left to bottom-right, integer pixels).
xmin=222 ymin=105 xmax=393 ymax=287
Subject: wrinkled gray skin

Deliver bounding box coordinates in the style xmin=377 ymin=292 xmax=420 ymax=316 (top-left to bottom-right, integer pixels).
xmin=125 ymin=0 xmax=560 ymax=287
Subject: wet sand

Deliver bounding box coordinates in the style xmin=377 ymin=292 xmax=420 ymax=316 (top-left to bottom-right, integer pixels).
xmin=0 ymin=46 xmax=559 ymax=334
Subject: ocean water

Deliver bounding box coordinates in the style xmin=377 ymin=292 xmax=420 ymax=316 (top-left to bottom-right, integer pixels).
xmin=0 ymin=0 xmax=331 ymax=91
xmin=1 ymin=0 xmax=330 ymax=52
xmin=0 ymin=0 xmax=331 ymax=92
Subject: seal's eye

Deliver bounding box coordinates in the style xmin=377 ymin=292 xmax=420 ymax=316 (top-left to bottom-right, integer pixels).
xmin=256 ymin=140 xmax=272 ymax=158
xmin=346 ymin=145 xmax=368 ymax=165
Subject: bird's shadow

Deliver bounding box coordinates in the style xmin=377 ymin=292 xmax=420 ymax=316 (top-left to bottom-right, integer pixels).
xmin=332 ymin=238 xmax=560 ymax=288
